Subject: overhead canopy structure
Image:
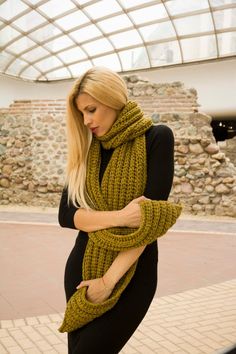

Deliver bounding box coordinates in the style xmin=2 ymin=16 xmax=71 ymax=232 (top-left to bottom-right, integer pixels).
xmin=0 ymin=0 xmax=236 ymax=82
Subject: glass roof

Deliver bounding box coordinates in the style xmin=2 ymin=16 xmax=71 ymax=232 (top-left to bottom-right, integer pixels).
xmin=0 ymin=0 xmax=235 ymax=81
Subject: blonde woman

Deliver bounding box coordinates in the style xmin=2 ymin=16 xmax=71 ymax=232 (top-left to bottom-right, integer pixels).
xmin=58 ymin=67 xmax=178 ymax=353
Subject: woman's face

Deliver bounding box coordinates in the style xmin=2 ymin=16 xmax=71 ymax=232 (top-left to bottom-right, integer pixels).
xmin=76 ymin=93 xmax=118 ymax=137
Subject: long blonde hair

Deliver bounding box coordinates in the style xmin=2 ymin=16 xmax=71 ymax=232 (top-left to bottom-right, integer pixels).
xmin=65 ymin=66 xmax=128 ymax=209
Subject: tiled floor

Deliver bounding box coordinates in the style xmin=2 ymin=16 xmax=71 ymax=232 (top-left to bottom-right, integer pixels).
xmin=0 ymin=208 xmax=236 ymax=353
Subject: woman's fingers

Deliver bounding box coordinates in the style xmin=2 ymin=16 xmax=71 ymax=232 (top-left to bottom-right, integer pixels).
xmin=76 ymin=280 xmax=90 ymax=289
xmin=134 ymin=196 xmax=149 ymax=203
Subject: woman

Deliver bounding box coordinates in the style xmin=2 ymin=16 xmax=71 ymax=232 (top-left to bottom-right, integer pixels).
xmin=58 ymin=67 xmax=180 ymax=353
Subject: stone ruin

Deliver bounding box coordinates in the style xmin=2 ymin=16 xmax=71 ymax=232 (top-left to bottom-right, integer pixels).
xmin=0 ymin=74 xmax=235 ymax=217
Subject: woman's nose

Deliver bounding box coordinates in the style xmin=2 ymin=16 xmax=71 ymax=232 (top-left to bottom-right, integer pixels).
xmin=83 ymin=114 xmax=92 ymax=126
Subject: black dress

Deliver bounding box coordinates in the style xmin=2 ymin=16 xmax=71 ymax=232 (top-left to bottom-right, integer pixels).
xmin=58 ymin=125 xmax=174 ymax=354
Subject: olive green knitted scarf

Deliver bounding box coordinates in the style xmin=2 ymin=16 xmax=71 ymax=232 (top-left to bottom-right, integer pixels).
xmin=59 ymin=101 xmax=182 ymax=333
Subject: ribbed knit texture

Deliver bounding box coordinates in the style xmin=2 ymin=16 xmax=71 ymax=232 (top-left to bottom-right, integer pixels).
xmin=59 ymin=101 xmax=182 ymax=333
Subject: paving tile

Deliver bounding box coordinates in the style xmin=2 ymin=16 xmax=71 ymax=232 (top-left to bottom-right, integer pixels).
xmin=52 ymin=343 xmax=68 ymax=353
xmin=0 ymin=320 xmax=14 ymax=329
xmin=13 ymin=319 xmax=26 ymax=327
xmin=15 ymin=338 xmax=35 ymax=350
xmin=34 ymin=339 xmax=52 ymax=351
xmin=0 ymin=336 xmax=18 ymax=348
xmin=44 ymin=334 xmax=62 ymax=345
xmin=37 ymin=315 xmax=52 ymax=324
xmin=7 ymin=347 xmax=25 ymax=354
xmin=0 ymin=343 xmax=8 ymax=354
xmin=0 ymin=330 xmax=9 ymax=339
xmin=24 ymin=348 xmax=41 ymax=354
xmin=25 ymin=317 xmax=39 ymax=326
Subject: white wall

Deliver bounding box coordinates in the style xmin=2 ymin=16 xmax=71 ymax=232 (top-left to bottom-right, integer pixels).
xmin=0 ymin=58 xmax=235 ymax=119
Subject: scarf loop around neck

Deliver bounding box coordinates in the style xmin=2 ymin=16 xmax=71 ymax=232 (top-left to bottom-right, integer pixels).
xmin=59 ymin=101 xmax=182 ymax=332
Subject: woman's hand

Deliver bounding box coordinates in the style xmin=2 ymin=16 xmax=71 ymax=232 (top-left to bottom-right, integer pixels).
xmin=76 ymin=277 xmax=114 ymax=304
xmin=119 ymin=196 xmax=149 ymax=228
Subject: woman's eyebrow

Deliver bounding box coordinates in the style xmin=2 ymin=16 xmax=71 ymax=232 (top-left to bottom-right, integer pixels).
xmin=82 ymin=104 xmax=94 ymax=110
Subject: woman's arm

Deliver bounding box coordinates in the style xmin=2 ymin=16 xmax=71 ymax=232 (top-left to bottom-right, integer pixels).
xmin=73 ymin=195 xmax=147 ymax=232
xmin=59 ymin=185 xmax=148 ymax=231
xmin=77 ymin=245 xmax=146 ymax=303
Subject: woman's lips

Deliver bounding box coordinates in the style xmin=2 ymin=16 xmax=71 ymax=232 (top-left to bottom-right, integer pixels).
xmin=90 ymin=127 xmax=98 ymax=133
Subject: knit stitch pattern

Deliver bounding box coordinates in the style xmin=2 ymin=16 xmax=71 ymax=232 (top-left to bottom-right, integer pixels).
xmin=59 ymin=101 xmax=182 ymax=333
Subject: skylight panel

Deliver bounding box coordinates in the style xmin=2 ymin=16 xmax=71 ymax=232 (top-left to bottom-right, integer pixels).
xmin=57 ymin=47 xmax=87 ymax=63
xmin=14 ymin=10 xmax=46 ymax=32
xmin=174 ymin=13 xmax=214 ymax=36
xmin=129 ymin=4 xmax=168 ymax=25
xmin=0 ymin=0 xmax=28 ymax=21
xmin=54 ymin=10 xmax=89 ymax=30
xmin=20 ymin=65 xmax=42 ymax=80
xmin=35 ymin=56 xmax=62 ymax=71
xmin=44 ymin=35 xmax=74 ymax=52
xmin=7 ymin=37 xmax=36 ymax=54
xmin=38 ymin=0 xmax=75 ymax=18
xmin=213 ymin=8 xmax=236 ymax=29
xmin=0 ymin=26 xmax=21 ymax=47
xmin=210 ymin=0 xmax=236 ymax=7
xmin=70 ymin=25 xmax=102 ymax=43
xmin=181 ymin=35 xmax=217 ymax=61
xmin=92 ymin=53 xmax=121 ymax=71
xmin=21 ymin=47 xmax=50 ymax=62
xmin=166 ymin=0 xmax=209 ymax=16
xmin=82 ymin=38 xmax=113 ymax=56
xmin=68 ymin=60 xmax=92 ymax=76
xmin=109 ymin=29 xmax=143 ymax=49
xmin=217 ymin=32 xmax=236 ymax=55
xmin=29 ymin=23 xmax=61 ymax=43
xmin=45 ymin=67 xmax=71 ymax=80
xmin=118 ymin=47 xmax=149 ymax=70
xmin=84 ymin=0 xmax=122 ymax=20
xmin=5 ymin=58 xmax=28 ymax=75
xmin=139 ymin=22 xmax=176 ymax=42
xmin=147 ymin=41 xmax=181 ymax=66
xmin=120 ymin=0 xmax=155 ymax=9
xmin=0 ymin=51 xmax=14 ymax=71
xmin=98 ymin=14 xmax=133 ymax=34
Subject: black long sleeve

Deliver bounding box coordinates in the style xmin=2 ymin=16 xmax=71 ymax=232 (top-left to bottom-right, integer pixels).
xmin=144 ymin=124 xmax=174 ymax=201
xmin=58 ymin=187 xmax=79 ymax=229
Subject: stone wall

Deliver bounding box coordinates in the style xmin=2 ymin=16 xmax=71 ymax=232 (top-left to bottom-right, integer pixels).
xmin=218 ymin=136 xmax=236 ymax=167
xmin=125 ymin=75 xmax=236 ymax=217
xmin=0 ymin=75 xmax=235 ymax=216
xmin=0 ymin=100 xmax=66 ymax=207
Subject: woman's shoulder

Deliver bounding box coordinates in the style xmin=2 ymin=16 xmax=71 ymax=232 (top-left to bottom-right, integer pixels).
xmin=145 ymin=124 xmax=174 ymax=152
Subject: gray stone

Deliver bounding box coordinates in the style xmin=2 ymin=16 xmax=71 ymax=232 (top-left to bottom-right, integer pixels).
xmin=0 ymin=178 xmax=10 ymax=188
xmin=215 ymin=184 xmax=230 ymax=194
xmin=189 ymin=143 xmax=204 ymax=154
xmin=192 ymin=204 xmax=202 ymax=211
xmin=0 ymin=144 xmax=6 ymax=155
xmin=2 ymin=165 xmax=12 ymax=175
xmin=204 ymin=143 xmax=219 ymax=154
xmin=198 ymin=196 xmax=210 ymax=204
xmin=151 ymin=113 xmax=159 ymax=123
xmin=205 ymin=185 xmax=214 ymax=193
xmin=177 ymin=145 xmax=189 ymax=154
xmin=175 ymin=168 xmax=186 ymax=177
xmin=181 ymin=183 xmax=193 ymax=194
xmin=212 ymin=152 xmax=225 ymax=161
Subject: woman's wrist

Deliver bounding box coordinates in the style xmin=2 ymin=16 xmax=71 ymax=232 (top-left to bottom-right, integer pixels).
xmin=102 ymin=274 xmax=116 ymax=290
xmin=115 ymin=208 xmax=127 ymax=227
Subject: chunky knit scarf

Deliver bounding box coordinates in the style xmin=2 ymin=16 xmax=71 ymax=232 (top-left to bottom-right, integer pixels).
xmin=59 ymin=101 xmax=182 ymax=333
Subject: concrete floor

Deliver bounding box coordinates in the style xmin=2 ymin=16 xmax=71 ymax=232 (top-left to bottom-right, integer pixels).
xmin=0 ymin=209 xmax=236 ymax=353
